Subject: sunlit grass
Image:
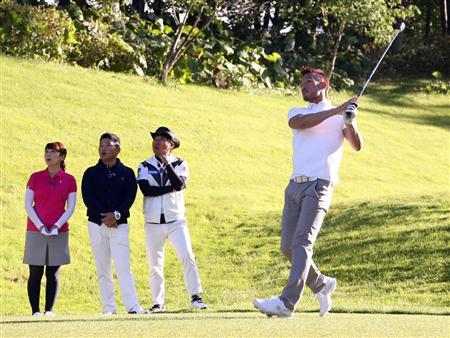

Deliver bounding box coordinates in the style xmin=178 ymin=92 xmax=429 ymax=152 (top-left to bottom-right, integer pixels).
xmin=1 ymin=55 xmax=449 ymax=318
xmin=1 ymin=313 xmax=449 ymax=338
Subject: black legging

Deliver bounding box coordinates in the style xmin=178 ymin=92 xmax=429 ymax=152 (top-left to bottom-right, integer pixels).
xmin=27 ymin=265 xmax=60 ymax=314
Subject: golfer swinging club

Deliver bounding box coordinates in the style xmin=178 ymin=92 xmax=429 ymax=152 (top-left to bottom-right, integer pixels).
xmin=253 ymin=66 xmax=363 ymax=318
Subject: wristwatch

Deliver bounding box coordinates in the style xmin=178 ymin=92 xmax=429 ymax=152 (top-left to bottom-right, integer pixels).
xmin=113 ymin=210 xmax=121 ymax=221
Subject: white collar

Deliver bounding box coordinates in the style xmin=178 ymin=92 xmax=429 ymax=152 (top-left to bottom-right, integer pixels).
xmin=307 ymin=98 xmax=332 ymax=109
xmin=146 ymin=154 xmax=177 ymax=167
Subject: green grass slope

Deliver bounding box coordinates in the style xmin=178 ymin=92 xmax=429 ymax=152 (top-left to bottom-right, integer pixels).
xmin=1 ymin=55 xmax=449 ymax=316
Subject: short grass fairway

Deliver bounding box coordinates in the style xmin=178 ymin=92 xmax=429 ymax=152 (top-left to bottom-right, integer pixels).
xmin=1 ymin=313 xmax=449 ymax=337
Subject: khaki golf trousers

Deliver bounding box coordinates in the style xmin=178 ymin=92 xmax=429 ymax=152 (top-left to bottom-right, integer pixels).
xmin=279 ymin=179 xmax=333 ymax=310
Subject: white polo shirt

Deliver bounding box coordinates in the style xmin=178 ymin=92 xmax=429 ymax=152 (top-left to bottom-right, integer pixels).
xmin=288 ymin=98 xmax=345 ymax=185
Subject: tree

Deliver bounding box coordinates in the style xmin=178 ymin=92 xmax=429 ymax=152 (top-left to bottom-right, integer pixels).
xmin=320 ymin=0 xmax=415 ymax=81
xmin=159 ymin=0 xmax=255 ymax=83
xmin=57 ymin=0 xmax=87 ymax=9
xmin=131 ymin=0 xmax=146 ymax=17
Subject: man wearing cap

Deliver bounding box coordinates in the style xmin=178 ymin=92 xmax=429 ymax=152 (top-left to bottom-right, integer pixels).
xmin=82 ymin=133 xmax=148 ymax=315
xmin=137 ymin=127 xmax=208 ymax=313
xmin=253 ymin=67 xmax=362 ymax=318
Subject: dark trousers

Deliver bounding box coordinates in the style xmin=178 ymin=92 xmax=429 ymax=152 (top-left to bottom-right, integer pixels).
xmin=27 ymin=265 xmax=60 ymax=314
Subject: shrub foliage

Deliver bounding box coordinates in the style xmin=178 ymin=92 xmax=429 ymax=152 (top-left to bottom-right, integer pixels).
xmin=0 ymin=0 xmax=448 ymax=91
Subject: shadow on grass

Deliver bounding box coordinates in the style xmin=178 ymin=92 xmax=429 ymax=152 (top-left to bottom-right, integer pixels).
xmin=356 ymin=82 xmax=450 ymax=130
xmin=3 ymin=195 xmax=447 ymax=323
xmin=357 ymin=81 xmax=424 ymax=108
xmin=217 ymin=194 xmax=449 ymax=304
xmin=316 ymin=195 xmax=449 ymax=285
xmin=362 ymin=106 xmax=450 ymax=130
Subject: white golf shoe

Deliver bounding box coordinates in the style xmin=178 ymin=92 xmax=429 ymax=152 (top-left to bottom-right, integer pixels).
xmin=44 ymin=311 xmax=55 ymax=317
xmin=253 ymin=297 xmax=293 ymax=318
xmin=315 ymin=277 xmax=337 ymax=316
xmin=191 ymin=295 xmax=208 ymax=310
xmin=128 ymin=306 xmax=149 ymax=314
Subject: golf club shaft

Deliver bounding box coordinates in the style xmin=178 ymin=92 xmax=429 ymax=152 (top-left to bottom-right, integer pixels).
xmin=358 ymin=28 xmax=403 ymax=98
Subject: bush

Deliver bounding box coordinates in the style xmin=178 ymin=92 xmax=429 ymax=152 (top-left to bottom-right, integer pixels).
xmin=2 ymin=1 xmax=428 ymax=92
xmin=68 ymin=18 xmax=138 ymax=72
xmin=0 ymin=2 xmax=351 ymax=91
xmin=424 ymin=71 xmax=449 ymax=95
xmin=0 ymin=2 xmax=309 ymax=91
xmin=383 ymin=36 xmax=450 ymax=79
xmin=0 ymin=2 xmax=150 ymax=75
xmin=66 ymin=4 xmax=147 ymax=74
xmin=0 ymin=1 xmax=76 ymax=60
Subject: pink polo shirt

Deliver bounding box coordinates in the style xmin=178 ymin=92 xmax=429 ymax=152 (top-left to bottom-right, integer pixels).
xmin=26 ymin=169 xmax=77 ymax=232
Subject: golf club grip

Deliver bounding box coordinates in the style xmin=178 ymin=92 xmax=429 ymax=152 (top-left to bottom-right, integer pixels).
xmin=345 ymin=102 xmax=358 ymax=122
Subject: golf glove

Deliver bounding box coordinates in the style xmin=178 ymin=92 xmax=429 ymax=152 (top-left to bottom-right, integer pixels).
xmin=40 ymin=226 xmax=51 ymax=236
xmin=40 ymin=226 xmax=58 ymax=236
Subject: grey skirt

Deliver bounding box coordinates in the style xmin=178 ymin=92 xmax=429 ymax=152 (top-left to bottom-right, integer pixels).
xmin=23 ymin=231 xmax=70 ymax=266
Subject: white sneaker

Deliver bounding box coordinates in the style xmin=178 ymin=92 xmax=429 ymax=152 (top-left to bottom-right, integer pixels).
xmin=315 ymin=277 xmax=337 ymax=316
xmin=252 ymin=296 xmax=277 ymax=309
xmin=253 ymin=297 xmax=293 ymax=318
xmin=191 ymin=296 xmax=208 ymax=309
xmin=32 ymin=312 xmax=42 ymax=317
xmin=128 ymin=306 xmax=149 ymax=314
xmin=44 ymin=311 xmax=55 ymax=317
xmin=101 ymin=311 xmax=116 ymax=316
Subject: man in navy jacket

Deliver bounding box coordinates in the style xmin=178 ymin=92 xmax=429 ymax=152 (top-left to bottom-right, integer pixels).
xmin=82 ymin=132 xmax=147 ymax=315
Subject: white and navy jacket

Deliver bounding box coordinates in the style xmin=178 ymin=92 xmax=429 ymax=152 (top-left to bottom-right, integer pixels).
xmin=137 ymin=155 xmax=189 ymax=223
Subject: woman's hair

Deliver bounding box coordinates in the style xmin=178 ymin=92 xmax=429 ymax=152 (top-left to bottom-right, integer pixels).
xmin=45 ymin=142 xmax=67 ymax=171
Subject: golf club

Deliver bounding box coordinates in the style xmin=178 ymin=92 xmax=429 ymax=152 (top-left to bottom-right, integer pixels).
xmin=345 ymin=22 xmax=406 ymax=122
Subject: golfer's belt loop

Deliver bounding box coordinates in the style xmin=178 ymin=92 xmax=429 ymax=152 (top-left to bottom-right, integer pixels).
xmin=292 ymin=175 xmax=318 ymax=183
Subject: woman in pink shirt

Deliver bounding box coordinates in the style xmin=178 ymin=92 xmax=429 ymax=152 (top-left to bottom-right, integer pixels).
xmin=23 ymin=142 xmax=77 ymax=317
